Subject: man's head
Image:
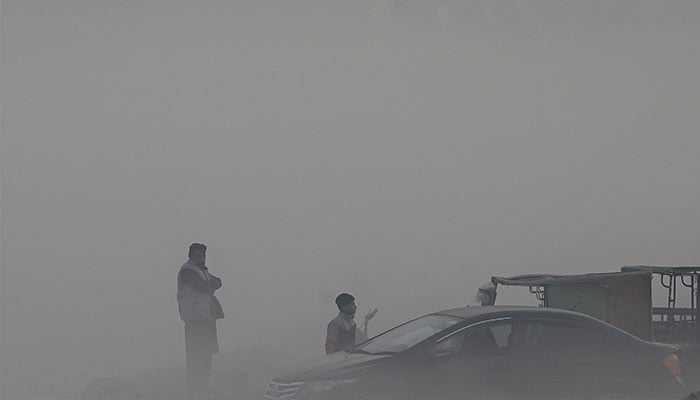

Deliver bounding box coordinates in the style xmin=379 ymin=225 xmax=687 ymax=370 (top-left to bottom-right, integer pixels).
xmin=188 ymin=243 xmax=207 ymax=267
xmin=335 ymin=293 xmax=356 ymax=316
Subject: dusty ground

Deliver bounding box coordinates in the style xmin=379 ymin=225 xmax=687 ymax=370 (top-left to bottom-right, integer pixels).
xmin=80 ymin=346 xmax=304 ymax=400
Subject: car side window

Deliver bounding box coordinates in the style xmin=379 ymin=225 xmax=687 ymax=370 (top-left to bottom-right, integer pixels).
xmin=518 ymin=320 xmax=615 ymax=357
xmin=432 ymin=321 xmax=512 ymax=358
xmin=463 ymin=322 xmax=511 ymax=357
xmin=433 ymin=332 xmax=467 ymax=355
xmin=489 ymin=323 xmax=511 ymax=348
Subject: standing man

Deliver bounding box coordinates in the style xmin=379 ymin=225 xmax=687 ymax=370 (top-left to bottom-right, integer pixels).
xmin=325 ymin=293 xmax=357 ymax=354
xmin=177 ymin=243 xmax=224 ymax=397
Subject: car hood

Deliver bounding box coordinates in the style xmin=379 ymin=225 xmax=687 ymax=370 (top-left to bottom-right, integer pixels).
xmin=274 ymin=351 xmax=391 ymax=382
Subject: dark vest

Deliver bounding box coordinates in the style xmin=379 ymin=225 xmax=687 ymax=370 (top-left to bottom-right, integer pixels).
xmin=336 ymin=326 xmax=356 ymax=351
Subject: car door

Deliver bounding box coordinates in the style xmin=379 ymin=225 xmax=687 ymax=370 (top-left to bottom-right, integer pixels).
xmin=417 ymin=318 xmax=515 ymax=400
xmin=507 ymin=318 xmax=624 ymax=399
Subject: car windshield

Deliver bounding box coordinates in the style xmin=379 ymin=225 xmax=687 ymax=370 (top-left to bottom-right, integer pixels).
xmin=354 ymin=314 xmax=462 ymax=355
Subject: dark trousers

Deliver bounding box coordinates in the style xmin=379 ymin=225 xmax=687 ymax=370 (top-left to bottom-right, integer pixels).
xmin=186 ymin=351 xmax=212 ymax=388
xmin=185 ymin=320 xmax=219 ymax=388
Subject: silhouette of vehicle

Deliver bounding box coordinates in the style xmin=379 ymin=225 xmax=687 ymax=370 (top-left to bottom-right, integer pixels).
xmin=490 ymin=267 xmax=700 ymax=390
xmin=265 ymin=306 xmax=683 ymax=400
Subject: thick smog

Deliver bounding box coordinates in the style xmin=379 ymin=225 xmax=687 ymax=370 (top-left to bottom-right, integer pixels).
xmin=1 ymin=1 xmax=699 ymax=400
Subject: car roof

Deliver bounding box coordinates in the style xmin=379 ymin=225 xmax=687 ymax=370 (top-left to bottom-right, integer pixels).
xmin=430 ymin=305 xmax=648 ymax=343
xmin=432 ymin=305 xmax=592 ymax=321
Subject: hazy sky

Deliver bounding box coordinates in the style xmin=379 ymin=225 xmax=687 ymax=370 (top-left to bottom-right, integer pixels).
xmin=2 ymin=1 xmax=699 ymax=398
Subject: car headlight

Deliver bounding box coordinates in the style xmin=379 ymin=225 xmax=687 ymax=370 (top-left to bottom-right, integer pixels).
xmin=302 ymin=379 xmax=358 ymax=393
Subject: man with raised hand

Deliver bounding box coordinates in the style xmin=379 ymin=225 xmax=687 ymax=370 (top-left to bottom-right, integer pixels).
xmin=325 ymin=293 xmax=358 ymax=354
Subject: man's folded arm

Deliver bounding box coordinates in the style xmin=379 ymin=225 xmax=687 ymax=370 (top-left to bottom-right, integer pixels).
xmin=179 ymin=270 xmax=216 ymax=294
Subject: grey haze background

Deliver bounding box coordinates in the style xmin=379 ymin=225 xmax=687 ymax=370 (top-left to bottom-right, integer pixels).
xmin=1 ymin=1 xmax=699 ymax=398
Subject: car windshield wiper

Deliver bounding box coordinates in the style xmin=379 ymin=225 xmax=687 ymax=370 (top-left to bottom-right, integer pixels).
xmin=368 ymin=351 xmax=398 ymax=355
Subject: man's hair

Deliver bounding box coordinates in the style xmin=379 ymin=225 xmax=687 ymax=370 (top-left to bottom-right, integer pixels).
xmin=188 ymin=243 xmax=207 ymax=257
xmin=335 ymin=293 xmax=355 ymax=310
